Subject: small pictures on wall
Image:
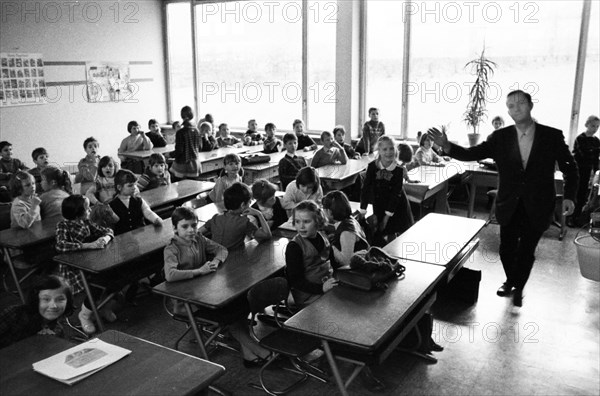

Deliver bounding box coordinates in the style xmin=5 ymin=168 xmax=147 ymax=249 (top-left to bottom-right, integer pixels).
xmin=0 ymin=52 xmax=47 ymax=107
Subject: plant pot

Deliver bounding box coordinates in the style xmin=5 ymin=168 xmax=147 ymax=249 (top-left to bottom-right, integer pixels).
xmin=467 ymin=133 xmax=481 ymax=147
xmin=574 ymin=235 xmax=600 ymax=281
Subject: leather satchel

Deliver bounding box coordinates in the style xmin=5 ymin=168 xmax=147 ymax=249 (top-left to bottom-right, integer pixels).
xmin=241 ymin=154 xmax=270 ymax=166
xmin=335 ymin=246 xmax=405 ymax=291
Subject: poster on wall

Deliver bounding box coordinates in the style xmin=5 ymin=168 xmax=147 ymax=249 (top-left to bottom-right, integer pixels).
xmin=85 ymin=62 xmax=133 ymax=103
xmin=0 ymin=52 xmax=47 ymax=107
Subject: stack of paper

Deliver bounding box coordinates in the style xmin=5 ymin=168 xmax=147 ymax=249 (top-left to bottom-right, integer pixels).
xmin=32 ymin=339 xmax=131 ymax=385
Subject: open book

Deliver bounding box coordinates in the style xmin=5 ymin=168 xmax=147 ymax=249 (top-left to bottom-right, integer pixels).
xmin=32 ymin=338 xmax=131 ymax=385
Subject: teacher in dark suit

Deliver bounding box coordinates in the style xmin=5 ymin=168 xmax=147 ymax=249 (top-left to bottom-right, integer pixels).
xmin=428 ymin=90 xmax=578 ymax=306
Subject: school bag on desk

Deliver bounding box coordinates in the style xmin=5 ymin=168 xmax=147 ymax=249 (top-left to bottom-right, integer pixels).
xmin=241 ymin=154 xmax=270 ymax=166
xmin=335 ymin=246 xmax=405 ymax=291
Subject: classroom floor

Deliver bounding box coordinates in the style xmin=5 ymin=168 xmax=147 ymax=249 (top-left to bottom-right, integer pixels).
xmin=3 ymin=203 xmax=599 ymax=395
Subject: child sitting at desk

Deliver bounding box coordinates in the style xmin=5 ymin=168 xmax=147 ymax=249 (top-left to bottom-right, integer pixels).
xmin=251 ymin=179 xmax=288 ymax=229
xmin=278 ymin=133 xmax=308 ymax=190
xmin=293 ymin=119 xmax=317 ymax=151
xmin=55 ymin=195 xmax=114 ymax=334
xmin=40 ymin=166 xmax=72 ymax=219
xmin=360 ymin=136 xmax=413 ymax=245
xmin=136 ymin=153 xmax=171 ymax=192
xmin=285 ymin=200 xmax=339 ymax=306
xmin=9 ymin=170 xmax=41 ymax=228
xmin=333 ymin=126 xmax=360 ymax=160
xmin=0 ymin=275 xmax=79 ymax=349
xmin=208 ymin=154 xmax=243 ymax=212
xmin=1 ymin=141 xmax=29 ymax=202
xmin=262 ymin=123 xmax=283 ymax=153
xmin=28 ymin=147 xmax=49 ymax=192
xmin=75 ymin=136 xmax=100 ymax=195
xmin=310 ymin=130 xmax=348 ymax=169
xmin=118 ymin=120 xmax=154 ymax=173
xmin=200 ymin=182 xmax=271 ymax=250
xmin=281 ymin=166 xmax=323 ymax=211
xmin=109 ymin=169 xmax=162 ymax=235
xmin=146 ymin=118 xmax=168 ymax=148
xmin=86 ymin=156 xmax=118 ymax=205
xmin=414 ymin=134 xmax=445 ymax=167
xmin=244 ymin=119 xmax=263 ymax=146
xmin=322 ymin=191 xmax=368 ymax=267
xmin=216 ymin=123 xmax=242 ymax=148
xmin=198 ymin=121 xmax=218 ymax=152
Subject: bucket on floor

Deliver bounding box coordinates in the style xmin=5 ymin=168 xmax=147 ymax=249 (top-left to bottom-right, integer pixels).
xmin=574 ymin=235 xmax=600 ymax=281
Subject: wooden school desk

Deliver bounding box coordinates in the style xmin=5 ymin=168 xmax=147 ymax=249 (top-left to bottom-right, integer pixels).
xmin=152 ymin=236 xmax=289 ymax=359
xmin=242 ymin=147 xmax=319 ymax=185
xmin=0 ymin=330 xmax=225 ymax=396
xmin=140 ymin=179 xmax=215 ymax=211
xmin=119 ymin=144 xmax=175 ymax=162
xmin=284 ymin=261 xmax=445 ymax=396
xmin=197 ymin=146 xmax=259 ymax=175
xmin=0 ymin=215 xmax=63 ymax=303
xmin=404 ymin=160 xmax=463 ymax=215
xmin=53 ymin=219 xmax=174 ymax=332
xmin=317 ymin=156 xmax=372 ymax=191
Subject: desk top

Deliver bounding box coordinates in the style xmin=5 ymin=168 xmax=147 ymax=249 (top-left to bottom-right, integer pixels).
xmin=53 ymin=219 xmax=174 ymax=274
xmin=140 ymin=180 xmax=214 ymax=208
xmin=244 ymin=147 xmax=319 ymax=169
xmin=120 ymin=144 xmax=175 ymax=160
xmin=0 ymin=215 xmax=62 ymax=249
xmin=0 ymin=330 xmax=225 ymax=396
xmin=404 ymin=160 xmax=463 ymax=200
xmin=153 ymin=236 xmax=288 ymax=309
xmin=317 ymin=157 xmax=372 ymax=181
xmin=383 ymin=213 xmax=485 ymax=266
xmin=284 ymin=261 xmax=444 ymax=351
xmin=196 ymin=146 xmax=250 ymax=163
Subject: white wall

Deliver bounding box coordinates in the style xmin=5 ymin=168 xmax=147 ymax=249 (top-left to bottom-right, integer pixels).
xmin=0 ymin=0 xmax=167 ymax=170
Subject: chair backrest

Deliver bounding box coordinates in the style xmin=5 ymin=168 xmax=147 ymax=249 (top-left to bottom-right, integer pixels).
xmin=247 ymin=277 xmax=289 ymax=315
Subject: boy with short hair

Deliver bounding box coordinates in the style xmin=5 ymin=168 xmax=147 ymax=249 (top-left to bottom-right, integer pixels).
xmin=28 ymin=147 xmax=49 ymax=192
xmin=136 ymin=153 xmax=171 ymax=192
xmin=244 ymin=119 xmax=263 ymax=146
xmin=146 ymin=119 xmax=168 ymax=147
xmin=333 ymin=126 xmax=360 ymax=159
xmin=1 ymin=142 xmax=29 ymax=200
xmin=75 ymin=137 xmax=100 ymax=195
xmin=200 ymin=182 xmax=271 ymax=250
xmin=198 ymin=121 xmax=218 ymax=151
xmin=118 ymin=120 xmax=154 ymax=173
xmin=263 ymin=123 xmax=283 ymax=153
xmin=278 ymin=133 xmax=308 ymax=190
xmin=293 ymin=119 xmax=317 ymax=151
xmin=357 ymin=107 xmax=385 ymax=155
xmin=216 ymin=123 xmax=242 ymax=148
xmin=310 ymin=130 xmax=348 ymax=169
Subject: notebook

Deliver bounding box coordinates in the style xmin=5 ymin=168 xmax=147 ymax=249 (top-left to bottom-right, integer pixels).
xmin=32 ymin=338 xmax=131 ymax=385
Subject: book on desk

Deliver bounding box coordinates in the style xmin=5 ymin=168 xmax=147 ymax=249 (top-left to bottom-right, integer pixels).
xmin=32 ymin=339 xmax=131 ymax=385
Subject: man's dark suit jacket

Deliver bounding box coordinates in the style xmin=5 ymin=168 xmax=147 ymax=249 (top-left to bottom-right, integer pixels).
xmin=447 ymin=123 xmax=578 ymax=231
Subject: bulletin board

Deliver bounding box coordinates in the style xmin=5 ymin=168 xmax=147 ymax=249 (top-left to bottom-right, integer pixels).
xmin=0 ymin=52 xmax=47 ymax=107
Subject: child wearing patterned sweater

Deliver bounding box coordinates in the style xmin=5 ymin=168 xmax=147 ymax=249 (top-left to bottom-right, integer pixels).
xmin=137 ymin=153 xmax=171 ymax=192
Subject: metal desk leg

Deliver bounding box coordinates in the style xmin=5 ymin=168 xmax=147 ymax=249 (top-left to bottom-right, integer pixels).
xmin=184 ymin=302 xmax=209 ymax=360
xmin=79 ymin=269 xmax=105 ymax=333
xmin=468 ymin=180 xmax=477 ymax=218
xmin=2 ymin=247 xmax=25 ymax=303
xmin=322 ymin=340 xmax=349 ymax=396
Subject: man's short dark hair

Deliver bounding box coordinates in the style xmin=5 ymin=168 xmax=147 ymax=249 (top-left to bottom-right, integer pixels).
xmin=507 ymin=90 xmax=533 ymax=106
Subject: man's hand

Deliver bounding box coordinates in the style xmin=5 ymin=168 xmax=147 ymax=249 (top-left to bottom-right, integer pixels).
xmin=562 ymin=199 xmax=575 ymax=216
xmin=427 ymin=127 xmax=450 ymax=152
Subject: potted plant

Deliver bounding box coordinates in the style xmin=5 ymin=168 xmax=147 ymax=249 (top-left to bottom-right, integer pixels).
xmin=463 ymin=48 xmax=497 ymax=146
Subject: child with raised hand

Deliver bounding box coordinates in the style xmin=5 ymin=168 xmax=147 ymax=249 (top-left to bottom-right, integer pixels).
xmin=75 ymin=136 xmax=100 ymax=195
xmin=278 ymin=133 xmax=308 ymax=190
xmin=281 ymin=166 xmax=323 ymax=211
xmin=208 ymin=153 xmax=243 ymax=212
xmin=293 ymin=119 xmax=317 ymax=151
xmin=28 ymin=147 xmax=49 ymax=192
xmin=55 ymin=194 xmax=114 ymax=334
xmin=0 ymin=275 xmax=78 ymax=349
xmin=109 ymin=169 xmax=162 ymax=235
xmin=137 ymin=153 xmax=171 ymax=192
xmin=357 ymin=107 xmax=385 ymax=155
xmin=262 ymin=122 xmax=283 ymax=153
xmin=86 ymin=156 xmax=118 ymax=205
xmin=216 ymin=123 xmax=242 ymax=148
xmin=1 ymin=141 xmax=29 ymax=202
xmin=146 ymin=118 xmax=168 ymax=147
xmin=9 ymin=171 xmax=41 ymax=228
xmin=310 ymin=130 xmax=348 ymax=169
xmin=285 ymin=200 xmax=339 ymax=306
xmin=198 ymin=121 xmax=218 ymax=152
xmin=322 ymin=190 xmax=369 ymax=267
xmin=118 ymin=120 xmax=154 ymax=172
xmin=40 ymin=166 xmax=72 ymax=218
xmin=251 ymin=179 xmax=288 ymax=229
xmin=414 ymin=133 xmax=445 ymax=167
xmin=333 ymin=125 xmax=360 ymax=159
xmin=244 ymin=119 xmax=263 ymax=146
xmin=360 ymin=136 xmax=414 ymax=244
xmin=398 ymin=143 xmax=420 ymax=183
xmin=171 ymin=106 xmax=203 ymax=180
xmin=200 ymin=182 xmax=271 ymax=250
